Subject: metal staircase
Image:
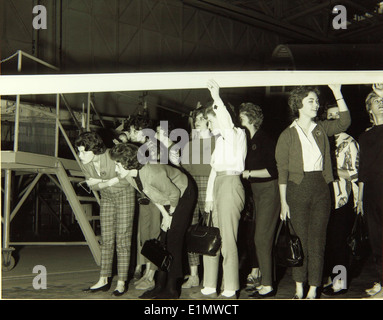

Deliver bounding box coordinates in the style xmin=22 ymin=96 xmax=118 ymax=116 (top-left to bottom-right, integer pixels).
xmin=1 ymin=50 xmax=104 ymax=270
xmin=2 ymin=151 xmax=102 ymax=269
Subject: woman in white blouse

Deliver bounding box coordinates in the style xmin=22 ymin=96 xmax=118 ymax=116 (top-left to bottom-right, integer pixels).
xmin=275 ymin=85 xmax=351 ymax=299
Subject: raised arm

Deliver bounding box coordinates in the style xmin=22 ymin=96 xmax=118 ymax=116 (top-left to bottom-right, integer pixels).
xmin=321 ymin=85 xmax=351 ymax=136
xmin=207 ymin=79 xmax=235 ymax=132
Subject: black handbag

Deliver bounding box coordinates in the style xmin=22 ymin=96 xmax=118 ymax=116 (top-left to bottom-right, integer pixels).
xmin=185 ymin=211 xmax=222 ymax=256
xmin=347 ymin=213 xmax=369 ymax=260
xmin=274 ymin=218 xmax=304 ymax=267
xmin=141 ymin=235 xmax=173 ymax=272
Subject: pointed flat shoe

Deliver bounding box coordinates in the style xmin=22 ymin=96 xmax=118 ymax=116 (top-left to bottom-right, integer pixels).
xmin=83 ymin=282 xmax=111 ymax=293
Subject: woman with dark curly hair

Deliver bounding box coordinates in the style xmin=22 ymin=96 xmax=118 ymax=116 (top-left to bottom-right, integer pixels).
xmin=239 ymin=102 xmax=280 ymax=298
xmin=110 ymin=143 xmax=197 ymax=299
xmin=275 ymin=85 xmax=351 ymax=299
xmin=75 ymin=131 xmax=136 ymax=296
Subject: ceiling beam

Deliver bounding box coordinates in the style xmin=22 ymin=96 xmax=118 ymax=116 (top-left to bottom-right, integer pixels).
xmin=1 ymin=70 xmax=382 ymax=95
xmin=182 ymin=0 xmax=336 ymax=42
xmin=283 ymin=1 xmax=332 ymax=22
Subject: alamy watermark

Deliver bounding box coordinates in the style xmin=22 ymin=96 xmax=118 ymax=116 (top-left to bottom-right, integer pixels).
xmin=332 ymin=5 xmax=348 ymax=30
xmin=136 ymin=121 xmax=246 ymax=166
xmin=33 ymin=4 xmax=348 ymax=30
xmin=32 ymin=5 xmax=47 ymax=30
xmin=32 ymin=265 xmax=47 ymax=290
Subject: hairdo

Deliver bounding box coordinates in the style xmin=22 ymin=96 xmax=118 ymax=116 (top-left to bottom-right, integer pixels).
xmin=128 ymin=114 xmax=153 ymax=131
xmin=109 ymin=143 xmax=145 ymax=170
xmin=203 ymin=101 xmax=216 ymax=119
xmin=320 ymin=102 xmax=338 ymax=121
xmin=191 ymin=107 xmax=207 ymax=125
xmin=74 ymin=131 xmax=106 ymax=155
xmin=239 ymin=102 xmax=264 ymax=130
xmin=365 ymin=90 xmax=380 ymax=124
xmin=288 ymin=86 xmax=320 ymax=119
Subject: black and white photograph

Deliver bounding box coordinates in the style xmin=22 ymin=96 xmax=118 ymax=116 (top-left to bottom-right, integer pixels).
xmin=1 ymin=0 xmax=382 ymax=309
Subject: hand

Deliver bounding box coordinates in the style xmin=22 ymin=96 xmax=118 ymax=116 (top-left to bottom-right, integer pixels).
xmin=161 ymin=214 xmax=173 ymax=232
xmin=373 ymin=83 xmax=383 ymax=98
xmin=328 ymin=84 xmax=342 ymax=92
xmin=105 ymin=177 xmax=119 ymax=187
xmin=356 ymin=201 xmax=364 ymax=216
xmin=86 ymin=178 xmax=103 ymax=186
xmin=242 ymin=170 xmax=251 ymax=179
xmin=207 ymin=79 xmax=222 ymax=103
xmin=205 ymin=201 xmax=213 ymax=213
xmin=280 ymin=202 xmax=290 ymax=221
xmin=169 ymin=206 xmax=176 ymax=215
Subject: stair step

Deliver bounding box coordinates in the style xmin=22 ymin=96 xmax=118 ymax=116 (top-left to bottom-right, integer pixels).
xmin=68 ymin=176 xmax=84 ymax=183
xmin=77 ymin=196 xmax=98 ymax=202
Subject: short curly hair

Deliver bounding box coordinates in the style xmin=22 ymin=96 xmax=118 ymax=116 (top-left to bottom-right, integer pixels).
xmin=239 ymin=102 xmax=264 ymax=130
xmin=74 ymin=132 xmax=106 ymax=155
xmin=190 ymin=107 xmax=207 ymax=126
xmin=365 ymin=90 xmax=380 ymax=124
xmin=288 ymin=86 xmax=320 ymax=119
xmin=109 ymin=143 xmax=144 ymax=170
xmin=128 ymin=114 xmax=153 ymax=131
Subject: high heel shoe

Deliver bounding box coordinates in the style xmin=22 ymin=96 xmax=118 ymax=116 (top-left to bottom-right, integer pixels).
xmin=83 ymin=282 xmax=111 ymax=293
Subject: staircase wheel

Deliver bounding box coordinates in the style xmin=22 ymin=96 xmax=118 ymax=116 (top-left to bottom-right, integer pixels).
xmin=2 ymin=255 xmax=16 ymax=271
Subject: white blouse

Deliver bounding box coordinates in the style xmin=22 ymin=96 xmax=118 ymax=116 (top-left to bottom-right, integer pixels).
xmin=291 ymin=120 xmax=323 ymax=172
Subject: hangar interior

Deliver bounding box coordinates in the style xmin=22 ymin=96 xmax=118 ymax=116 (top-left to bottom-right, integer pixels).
xmin=1 ymin=0 xmax=382 ymax=300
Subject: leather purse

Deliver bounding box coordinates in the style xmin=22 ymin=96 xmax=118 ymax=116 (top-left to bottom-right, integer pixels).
xmin=185 ymin=211 xmax=221 ymax=256
xmin=141 ymin=235 xmax=173 ymax=272
xmin=347 ymin=213 xmax=369 ymax=260
xmin=274 ymin=218 xmax=304 ymax=267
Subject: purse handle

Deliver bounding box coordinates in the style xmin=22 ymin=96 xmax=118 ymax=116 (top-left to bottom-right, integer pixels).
xmin=275 ymin=218 xmax=297 ymax=240
xmin=193 ymin=211 xmax=214 ymax=230
xmin=203 ymin=211 xmax=214 ymax=227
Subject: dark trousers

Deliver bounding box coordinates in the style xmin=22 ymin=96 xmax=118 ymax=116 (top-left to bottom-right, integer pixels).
xmin=251 ymin=180 xmax=280 ymax=286
xmin=287 ymin=172 xmax=331 ymax=287
xmin=323 ymin=193 xmax=354 ymax=282
xmin=364 ymin=178 xmax=383 ymax=284
xmin=159 ymin=176 xmax=197 ymax=289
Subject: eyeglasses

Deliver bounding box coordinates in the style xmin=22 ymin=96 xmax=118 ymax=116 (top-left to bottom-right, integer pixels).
xmin=78 ymin=181 xmax=91 ymax=194
xmin=372 ymin=98 xmax=383 ymax=105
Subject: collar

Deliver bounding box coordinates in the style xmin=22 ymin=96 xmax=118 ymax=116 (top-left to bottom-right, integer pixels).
xmin=290 ymin=119 xmax=317 ymax=133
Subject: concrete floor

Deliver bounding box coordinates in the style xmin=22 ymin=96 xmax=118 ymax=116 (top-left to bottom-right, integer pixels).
xmin=1 ymin=245 xmax=379 ymax=301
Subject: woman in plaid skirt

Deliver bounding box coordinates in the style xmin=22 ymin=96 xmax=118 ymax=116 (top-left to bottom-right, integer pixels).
xmin=75 ymin=132 xmax=136 ymax=296
xmin=111 ymin=143 xmax=197 ymax=299
xmin=180 ymin=106 xmax=215 ymax=289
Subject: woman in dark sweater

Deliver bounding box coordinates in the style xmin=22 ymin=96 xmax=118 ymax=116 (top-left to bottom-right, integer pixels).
xmin=239 ymin=103 xmax=280 ymax=298
xmin=356 ymin=85 xmax=383 ymax=298
xmin=275 ymin=85 xmax=351 ymax=299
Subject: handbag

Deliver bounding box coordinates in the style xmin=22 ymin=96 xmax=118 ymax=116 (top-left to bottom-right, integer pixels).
xmin=274 ymin=218 xmax=304 ymax=267
xmin=141 ymin=235 xmax=173 ymax=272
xmin=347 ymin=213 xmax=369 ymax=260
xmin=185 ymin=211 xmax=221 ymax=256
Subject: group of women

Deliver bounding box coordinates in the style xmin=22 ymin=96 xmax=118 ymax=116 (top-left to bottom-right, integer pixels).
xmin=76 ymin=81 xmax=382 ymax=299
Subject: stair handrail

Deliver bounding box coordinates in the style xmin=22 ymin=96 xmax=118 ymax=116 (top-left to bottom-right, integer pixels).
xmin=15 ymin=103 xmax=101 ymax=204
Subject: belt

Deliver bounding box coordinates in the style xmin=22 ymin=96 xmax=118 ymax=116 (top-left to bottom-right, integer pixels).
xmin=216 ymin=170 xmax=241 ymax=176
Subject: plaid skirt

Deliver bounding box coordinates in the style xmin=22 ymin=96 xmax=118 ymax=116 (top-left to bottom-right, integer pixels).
xmin=187 ymin=175 xmax=209 ymax=267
